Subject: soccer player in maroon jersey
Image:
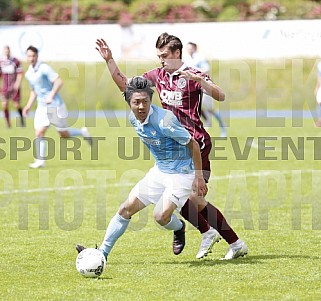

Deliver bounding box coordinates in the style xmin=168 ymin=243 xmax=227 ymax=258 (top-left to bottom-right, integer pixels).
xmin=95 ymin=33 xmax=248 ymax=260
xmin=0 ymin=46 xmax=24 ymax=128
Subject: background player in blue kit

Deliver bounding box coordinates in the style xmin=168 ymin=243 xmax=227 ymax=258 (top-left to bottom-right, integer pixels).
xmin=77 ymin=76 xmax=208 ymax=258
xmin=185 ymin=42 xmax=227 ymax=137
xmin=23 ymin=46 xmax=92 ymax=168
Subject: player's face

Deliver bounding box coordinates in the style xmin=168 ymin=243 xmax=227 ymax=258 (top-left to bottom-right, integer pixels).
xmin=186 ymin=44 xmax=195 ymax=56
xmin=129 ymin=92 xmax=151 ymax=122
xmin=157 ymin=46 xmax=181 ymax=73
xmin=26 ymin=50 xmax=38 ymax=67
xmin=3 ymin=47 xmax=10 ymax=58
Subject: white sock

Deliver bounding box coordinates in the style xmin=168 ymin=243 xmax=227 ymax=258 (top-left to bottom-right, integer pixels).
xmin=230 ymin=239 xmax=242 ymax=246
xmin=34 ymin=137 xmax=46 ymax=160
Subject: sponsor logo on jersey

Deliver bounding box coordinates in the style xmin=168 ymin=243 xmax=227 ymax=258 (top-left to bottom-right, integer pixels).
xmin=141 ymin=137 xmax=161 ymax=146
xmin=160 ymin=90 xmax=183 ymax=106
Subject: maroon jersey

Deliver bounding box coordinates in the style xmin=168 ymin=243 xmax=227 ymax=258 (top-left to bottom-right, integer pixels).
xmin=143 ymin=64 xmax=214 ymax=180
xmin=0 ymin=56 xmax=23 ymax=101
xmin=143 ymin=64 xmax=212 ymax=147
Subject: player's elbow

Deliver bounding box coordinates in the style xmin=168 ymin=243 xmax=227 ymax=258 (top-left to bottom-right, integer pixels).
xmin=55 ymin=77 xmax=63 ymax=88
xmin=119 ymin=84 xmax=126 ymax=92
xmin=215 ymin=90 xmax=225 ymax=101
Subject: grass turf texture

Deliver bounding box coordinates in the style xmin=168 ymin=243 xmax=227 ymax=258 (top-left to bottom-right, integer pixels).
xmin=0 ymin=115 xmax=321 ymax=301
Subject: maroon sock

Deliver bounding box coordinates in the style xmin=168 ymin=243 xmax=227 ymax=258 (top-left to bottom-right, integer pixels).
xmin=200 ymin=203 xmax=238 ymax=244
xmin=4 ymin=109 xmax=10 ymax=128
xmin=180 ymin=199 xmax=210 ymax=234
xmin=17 ymin=108 xmax=25 ymax=126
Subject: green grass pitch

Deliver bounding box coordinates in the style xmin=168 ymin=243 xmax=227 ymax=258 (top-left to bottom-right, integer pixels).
xmin=0 ymin=114 xmax=320 ymax=301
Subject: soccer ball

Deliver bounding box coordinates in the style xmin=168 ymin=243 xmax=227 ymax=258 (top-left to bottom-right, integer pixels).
xmin=76 ymin=248 xmax=106 ymax=278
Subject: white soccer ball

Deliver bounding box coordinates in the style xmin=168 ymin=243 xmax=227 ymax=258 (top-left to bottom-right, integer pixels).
xmin=76 ymin=248 xmax=106 ymax=278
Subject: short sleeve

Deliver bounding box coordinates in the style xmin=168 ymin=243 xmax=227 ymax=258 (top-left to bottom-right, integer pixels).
xmin=42 ymin=64 xmax=59 ymax=82
xmin=143 ymin=69 xmax=157 ymax=87
xmin=14 ymin=58 xmax=23 ymax=74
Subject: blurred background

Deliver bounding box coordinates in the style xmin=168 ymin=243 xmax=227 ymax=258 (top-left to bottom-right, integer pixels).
xmin=1 ymin=0 xmax=321 ymax=115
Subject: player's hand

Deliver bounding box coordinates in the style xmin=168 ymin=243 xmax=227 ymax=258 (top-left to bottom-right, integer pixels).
xmin=13 ymin=83 xmax=20 ymax=92
xmin=22 ymin=107 xmax=29 ymax=117
xmin=96 ymin=38 xmax=113 ymax=62
xmin=45 ymin=97 xmax=53 ymax=104
xmin=192 ymin=176 xmax=208 ymax=197
xmin=177 ymin=70 xmax=201 ymax=82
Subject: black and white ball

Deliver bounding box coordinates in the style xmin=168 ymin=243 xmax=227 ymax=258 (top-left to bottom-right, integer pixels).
xmin=76 ymin=248 xmax=106 ymax=278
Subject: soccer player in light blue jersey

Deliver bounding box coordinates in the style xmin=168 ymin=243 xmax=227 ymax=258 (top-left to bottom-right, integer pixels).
xmin=77 ymin=76 xmax=208 ymax=259
xmin=185 ymin=42 xmax=227 ymax=137
xmin=22 ymin=46 xmax=92 ymax=168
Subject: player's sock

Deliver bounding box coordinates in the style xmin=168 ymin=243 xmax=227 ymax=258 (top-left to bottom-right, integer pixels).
xmin=34 ymin=137 xmax=46 ymax=160
xmin=99 ymin=213 xmax=130 ymax=258
xmin=68 ymin=128 xmax=82 ymax=136
xmin=4 ymin=109 xmax=10 ymax=128
xmin=213 ymin=111 xmax=225 ymax=130
xmin=17 ymin=108 xmax=25 ymax=127
xmin=200 ymin=203 xmax=238 ymax=244
xmin=163 ymin=215 xmax=183 ymax=231
xmin=180 ymin=199 xmax=210 ymax=234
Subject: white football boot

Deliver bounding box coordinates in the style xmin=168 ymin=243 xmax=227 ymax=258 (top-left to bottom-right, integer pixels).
xmin=221 ymin=239 xmax=248 ymax=260
xmin=81 ymin=127 xmax=93 ymax=145
xmin=29 ymin=159 xmax=45 ymax=169
xmin=196 ymin=227 xmax=221 ymax=259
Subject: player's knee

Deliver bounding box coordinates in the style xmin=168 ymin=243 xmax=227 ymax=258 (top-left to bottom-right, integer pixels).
xmin=118 ymin=202 xmax=134 ymax=219
xmin=59 ymin=131 xmax=70 ymax=138
xmin=153 ymin=211 xmax=171 ymax=226
xmin=189 ymin=194 xmax=207 ymax=207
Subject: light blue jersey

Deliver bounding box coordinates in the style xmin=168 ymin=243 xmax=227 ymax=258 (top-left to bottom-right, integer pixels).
xmin=129 ymin=105 xmax=193 ymax=174
xmin=25 ymin=62 xmax=64 ymax=107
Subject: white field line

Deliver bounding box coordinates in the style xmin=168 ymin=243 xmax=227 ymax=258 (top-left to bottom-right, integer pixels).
xmin=0 ymin=169 xmax=315 ymax=195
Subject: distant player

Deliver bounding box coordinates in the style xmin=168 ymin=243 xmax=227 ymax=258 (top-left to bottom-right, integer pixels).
xmin=0 ymin=46 xmax=24 ymax=128
xmin=185 ymin=42 xmax=226 ymax=137
xmin=314 ymin=61 xmax=321 ymax=127
xmin=77 ymin=76 xmax=208 ymax=259
xmin=23 ymin=46 xmax=92 ymax=168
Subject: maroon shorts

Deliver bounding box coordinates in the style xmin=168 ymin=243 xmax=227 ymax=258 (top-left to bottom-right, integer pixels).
xmin=199 ymin=137 xmax=212 ymax=183
xmin=2 ymin=89 xmax=20 ymax=102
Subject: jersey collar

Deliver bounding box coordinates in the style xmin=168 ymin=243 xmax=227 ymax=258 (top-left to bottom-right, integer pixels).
xmin=30 ymin=61 xmax=42 ymax=72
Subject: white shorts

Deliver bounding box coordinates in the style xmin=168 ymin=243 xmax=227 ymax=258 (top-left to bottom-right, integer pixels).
xmin=34 ymin=104 xmax=68 ymax=130
xmin=129 ymin=166 xmax=195 ymax=211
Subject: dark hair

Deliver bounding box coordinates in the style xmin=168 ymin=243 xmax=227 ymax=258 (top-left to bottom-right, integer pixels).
xmin=26 ymin=45 xmax=38 ymax=54
xmin=155 ymin=32 xmax=183 ymax=59
xmin=187 ymin=42 xmax=197 ymax=50
xmin=124 ymin=76 xmax=154 ymax=104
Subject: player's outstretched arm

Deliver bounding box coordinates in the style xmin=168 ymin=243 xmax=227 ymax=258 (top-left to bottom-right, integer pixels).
xmin=96 ymin=38 xmax=127 ymax=92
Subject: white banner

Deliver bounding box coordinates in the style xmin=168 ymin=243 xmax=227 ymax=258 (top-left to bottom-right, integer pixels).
xmin=0 ymin=24 xmax=122 ymax=62
xmin=1 ymin=20 xmax=321 ymax=62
